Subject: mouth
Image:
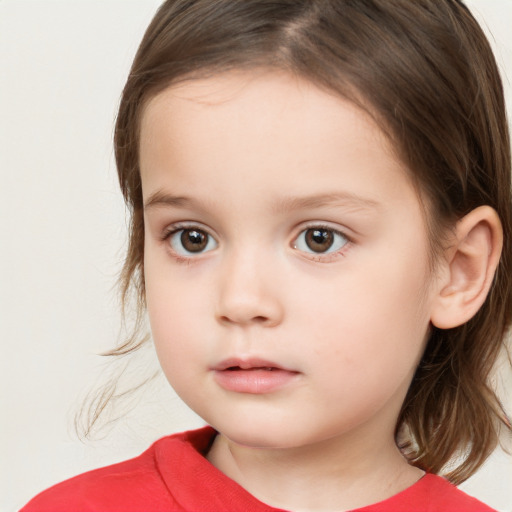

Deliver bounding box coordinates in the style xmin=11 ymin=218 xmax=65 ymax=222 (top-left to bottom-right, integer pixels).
xmin=212 ymin=358 xmax=300 ymax=394
xmin=213 ymin=358 xmax=292 ymax=372
xmin=225 ymin=366 xmax=276 ymax=371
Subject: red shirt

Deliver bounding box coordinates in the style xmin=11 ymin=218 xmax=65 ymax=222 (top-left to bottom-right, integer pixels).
xmin=21 ymin=427 xmax=496 ymax=511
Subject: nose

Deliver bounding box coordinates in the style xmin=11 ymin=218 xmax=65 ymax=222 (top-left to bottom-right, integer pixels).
xmin=215 ymin=249 xmax=284 ymax=328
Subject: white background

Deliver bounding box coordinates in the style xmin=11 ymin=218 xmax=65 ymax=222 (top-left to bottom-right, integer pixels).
xmin=1 ymin=1 xmax=511 ymax=511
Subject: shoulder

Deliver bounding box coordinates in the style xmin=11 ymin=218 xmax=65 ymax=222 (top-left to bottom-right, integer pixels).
xmin=361 ymin=473 xmax=497 ymax=512
xmin=19 ymin=441 xmax=168 ymax=512
xmin=419 ymin=474 xmax=496 ymax=511
xmin=19 ymin=426 xmax=216 ymax=512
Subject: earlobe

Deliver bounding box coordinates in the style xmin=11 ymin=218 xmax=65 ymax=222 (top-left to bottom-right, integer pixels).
xmin=430 ymin=206 xmax=503 ymax=329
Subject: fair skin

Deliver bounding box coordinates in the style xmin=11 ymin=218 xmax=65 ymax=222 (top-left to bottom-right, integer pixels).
xmin=139 ymin=70 xmax=502 ymax=512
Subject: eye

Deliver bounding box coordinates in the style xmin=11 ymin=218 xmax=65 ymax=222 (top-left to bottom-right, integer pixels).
xmin=294 ymin=226 xmax=348 ymax=255
xmin=168 ymin=228 xmax=218 ymax=255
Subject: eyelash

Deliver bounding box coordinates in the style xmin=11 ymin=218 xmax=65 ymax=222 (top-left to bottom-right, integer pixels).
xmin=160 ymin=223 xmax=352 ymax=262
xmin=294 ymin=223 xmax=351 ymax=262
xmin=161 ymin=223 xmax=216 ymax=263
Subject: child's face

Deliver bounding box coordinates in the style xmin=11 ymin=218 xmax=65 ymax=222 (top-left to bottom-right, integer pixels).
xmin=140 ymin=70 xmax=439 ymax=451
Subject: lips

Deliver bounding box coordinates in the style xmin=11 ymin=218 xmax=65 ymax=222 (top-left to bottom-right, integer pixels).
xmin=212 ymin=358 xmax=300 ymax=394
xmin=213 ymin=358 xmax=291 ymax=372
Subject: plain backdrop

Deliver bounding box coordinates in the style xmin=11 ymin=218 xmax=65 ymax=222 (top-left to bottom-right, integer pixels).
xmin=1 ymin=1 xmax=511 ymax=511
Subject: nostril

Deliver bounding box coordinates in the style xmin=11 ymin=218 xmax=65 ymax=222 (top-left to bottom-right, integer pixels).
xmin=216 ymin=292 xmax=284 ymax=327
xmin=219 ymin=314 xmax=270 ymax=325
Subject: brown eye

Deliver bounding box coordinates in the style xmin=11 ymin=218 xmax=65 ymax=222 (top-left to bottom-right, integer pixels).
xmin=181 ymin=229 xmax=207 ymax=252
xmin=294 ymin=227 xmax=348 ymax=255
xmin=305 ymin=228 xmax=334 ymax=252
xmin=169 ymin=228 xmax=218 ymax=255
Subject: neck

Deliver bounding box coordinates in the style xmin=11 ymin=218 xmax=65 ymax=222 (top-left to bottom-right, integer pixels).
xmin=207 ymin=426 xmax=423 ymax=512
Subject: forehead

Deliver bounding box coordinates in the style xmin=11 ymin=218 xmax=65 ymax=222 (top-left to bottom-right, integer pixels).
xmin=139 ymin=70 xmax=408 ymax=183
xmin=141 ymin=70 xmax=382 ymax=134
xmin=137 ymin=70 xmax=432 ymax=233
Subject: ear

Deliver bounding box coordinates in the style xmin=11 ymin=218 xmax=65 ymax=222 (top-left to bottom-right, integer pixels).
xmin=430 ymin=206 xmax=503 ymax=329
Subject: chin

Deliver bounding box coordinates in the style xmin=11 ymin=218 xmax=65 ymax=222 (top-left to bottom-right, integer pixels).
xmin=206 ymin=415 xmax=322 ymax=451
xmin=224 ymin=430 xmax=301 ymax=450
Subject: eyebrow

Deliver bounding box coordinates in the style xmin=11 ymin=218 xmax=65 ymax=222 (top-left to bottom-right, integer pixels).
xmin=270 ymin=192 xmax=382 ymax=214
xmin=143 ymin=190 xmax=381 ymax=213
xmin=144 ymin=191 xmax=197 ymax=211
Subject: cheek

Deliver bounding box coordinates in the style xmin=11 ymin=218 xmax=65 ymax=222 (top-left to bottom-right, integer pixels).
xmin=146 ymin=285 xmax=212 ymax=401
xmin=144 ymin=250 xmax=213 ymax=369
xmin=147 ymin=287 xmax=209 ymax=346
xmin=293 ymin=250 xmax=432 ymax=382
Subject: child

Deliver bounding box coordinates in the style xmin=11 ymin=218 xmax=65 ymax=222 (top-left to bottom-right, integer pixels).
xmin=21 ymin=0 xmax=511 ymax=511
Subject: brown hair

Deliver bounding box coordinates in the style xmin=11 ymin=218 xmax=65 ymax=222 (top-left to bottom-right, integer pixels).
xmin=104 ymin=0 xmax=511 ymax=484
